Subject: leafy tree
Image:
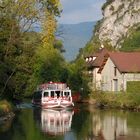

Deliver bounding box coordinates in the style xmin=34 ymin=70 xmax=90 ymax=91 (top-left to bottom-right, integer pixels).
xmin=67 ymin=57 xmax=90 ymax=98
xmin=24 ymin=2 xmax=65 ymax=97
xmin=0 ymin=0 xmax=62 ymax=99
xmin=54 ymin=39 xmax=65 ymax=53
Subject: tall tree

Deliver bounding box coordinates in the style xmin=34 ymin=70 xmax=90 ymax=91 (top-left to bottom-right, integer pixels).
xmin=28 ymin=9 xmax=66 ymax=95
xmin=0 ymin=0 xmax=62 ymax=99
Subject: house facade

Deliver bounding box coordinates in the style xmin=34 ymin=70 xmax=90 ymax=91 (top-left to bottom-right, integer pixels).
xmin=100 ymin=52 xmax=140 ymax=92
xmin=101 ymin=57 xmax=140 ymax=91
xmin=85 ymin=49 xmax=140 ymax=92
xmin=85 ymin=48 xmax=109 ymax=91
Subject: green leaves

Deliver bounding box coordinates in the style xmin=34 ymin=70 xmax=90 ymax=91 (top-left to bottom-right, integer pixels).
xmin=0 ymin=0 xmax=62 ymax=99
xmin=120 ymin=26 xmax=140 ymax=51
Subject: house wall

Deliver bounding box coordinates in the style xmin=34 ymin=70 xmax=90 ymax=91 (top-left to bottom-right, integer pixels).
xmin=101 ymin=58 xmax=123 ymax=91
xmin=101 ymin=58 xmax=140 ymax=92
xmin=92 ymin=68 xmax=101 ymax=90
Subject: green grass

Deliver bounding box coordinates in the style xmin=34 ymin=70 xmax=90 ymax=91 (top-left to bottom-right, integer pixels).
xmin=90 ymin=91 xmax=140 ymax=110
xmin=0 ymin=100 xmax=12 ymax=116
xmin=127 ymin=81 xmax=140 ymax=93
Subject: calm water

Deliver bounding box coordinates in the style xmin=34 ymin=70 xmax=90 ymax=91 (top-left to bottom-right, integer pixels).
xmin=0 ymin=103 xmax=140 ymax=140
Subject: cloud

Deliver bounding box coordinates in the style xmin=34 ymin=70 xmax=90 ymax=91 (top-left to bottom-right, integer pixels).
xmin=58 ymin=0 xmax=106 ymax=24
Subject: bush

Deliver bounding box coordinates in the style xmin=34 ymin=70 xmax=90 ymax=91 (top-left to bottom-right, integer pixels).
xmin=0 ymin=100 xmax=12 ymax=116
xmin=127 ymin=81 xmax=140 ymax=93
xmin=120 ymin=27 xmax=140 ymax=51
xmin=91 ymin=91 xmax=140 ymax=110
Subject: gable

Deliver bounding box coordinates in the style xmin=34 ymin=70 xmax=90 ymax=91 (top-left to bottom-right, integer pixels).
xmin=100 ymin=57 xmax=121 ymax=75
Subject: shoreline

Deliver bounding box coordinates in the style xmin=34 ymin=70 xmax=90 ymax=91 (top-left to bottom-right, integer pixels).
xmin=89 ymin=99 xmax=140 ymax=112
xmin=0 ymin=112 xmax=15 ymax=123
xmin=79 ymin=98 xmax=140 ymax=112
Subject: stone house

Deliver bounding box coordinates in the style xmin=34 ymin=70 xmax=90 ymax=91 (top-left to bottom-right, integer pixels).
xmin=85 ymin=48 xmax=140 ymax=92
xmin=85 ymin=48 xmax=109 ymax=90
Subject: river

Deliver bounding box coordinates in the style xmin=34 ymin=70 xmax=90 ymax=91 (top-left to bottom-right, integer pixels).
xmin=0 ymin=103 xmax=140 ymax=140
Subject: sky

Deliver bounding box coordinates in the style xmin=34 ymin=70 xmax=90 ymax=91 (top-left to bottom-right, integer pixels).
xmin=58 ymin=0 xmax=106 ymax=24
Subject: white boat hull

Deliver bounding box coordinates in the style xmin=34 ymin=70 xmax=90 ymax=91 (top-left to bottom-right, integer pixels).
xmin=42 ymin=99 xmax=74 ymax=108
xmin=33 ymin=99 xmax=74 ymax=109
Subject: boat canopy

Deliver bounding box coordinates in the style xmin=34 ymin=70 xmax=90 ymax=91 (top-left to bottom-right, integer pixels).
xmin=37 ymin=82 xmax=69 ymax=91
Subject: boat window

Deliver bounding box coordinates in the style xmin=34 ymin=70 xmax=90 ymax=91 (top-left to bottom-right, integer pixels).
xmin=64 ymin=92 xmax=69 ymax=97
xmin=55 ymin=91 xmax=61 ymax=98
xmin=50 ymin=91 xmax=55 ymax=97
xmin=44 ymin=92 xmax=49 ymax=97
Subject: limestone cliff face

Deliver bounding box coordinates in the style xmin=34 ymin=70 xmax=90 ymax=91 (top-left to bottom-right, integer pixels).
xmin=96 ymin=0 xmax=140 ymax=48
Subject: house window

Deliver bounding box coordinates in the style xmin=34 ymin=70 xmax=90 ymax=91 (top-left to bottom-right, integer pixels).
xmin=114 ymin=67 xmax=117 ymax=76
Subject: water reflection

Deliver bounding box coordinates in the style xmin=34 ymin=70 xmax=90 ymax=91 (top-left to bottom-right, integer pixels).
xmin=88 ymin=108 xmax=140 ymax=140
xmin=0 ymin=118 xmax=13 ymax=133
xmin=0 ymin=105 xmax=140 ymax=140
xmin=34 ymin=108 xmax=74 ymax=136
xmin=92 ymin=112 xmax=127 ymax=140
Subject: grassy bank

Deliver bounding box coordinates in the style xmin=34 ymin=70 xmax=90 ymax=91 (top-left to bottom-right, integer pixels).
xmin=90 ymin=92 xmax=140 ymax=111
xmin=0 ymin=100 xmax=13 ymax=117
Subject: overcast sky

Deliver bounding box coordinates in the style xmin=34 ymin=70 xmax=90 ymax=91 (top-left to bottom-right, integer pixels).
xmin=58 ymin=0 xmax=106 ymax=24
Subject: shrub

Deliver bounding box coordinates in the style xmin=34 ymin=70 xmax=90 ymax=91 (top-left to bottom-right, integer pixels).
xmin=120 ymin=27 xmax=140 ymax=51
xmin=91 ymin=91 xmax=140 ymax=110
xmin=0 ymin=100 xmax=12 ymax=116
xmin=127 ymin=81 xmax=140 ymax=93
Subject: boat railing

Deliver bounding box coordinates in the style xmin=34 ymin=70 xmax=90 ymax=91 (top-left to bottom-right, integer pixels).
xmin=42 ymin=95 xmax=72 ymax=102
xmin=38 ymin=84 xmax=69 ymax=91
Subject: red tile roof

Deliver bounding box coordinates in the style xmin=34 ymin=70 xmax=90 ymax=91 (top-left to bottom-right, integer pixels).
xmin=109 ymin=52 xmax=140 ymax=73
xmin=86 ymin=48 xmax=109 ymax=67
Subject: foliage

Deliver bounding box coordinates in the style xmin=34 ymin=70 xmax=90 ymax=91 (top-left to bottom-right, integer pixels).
xmin=120 ymin=26 xmax=140 ymax=51
xmin=67 ymin=56 xmax=90 ymax=98
xmin=127 ymin=81 xmax=140 ymax=93
xmin=0 ymin=100 xmax=12 ymax=116
xmin=24 ymin=3 xmax=66 ymax=97
xmin=0 ymin=0 xmax=62 ymax=99
xmin=91 ymin=92 xmax=140 ymax=110
xmin=53 ymin=39 xmax=65 ymax=52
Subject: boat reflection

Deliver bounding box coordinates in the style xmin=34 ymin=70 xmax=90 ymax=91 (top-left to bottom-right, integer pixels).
xmin=34 ymin=108 xmax=74 ymax=136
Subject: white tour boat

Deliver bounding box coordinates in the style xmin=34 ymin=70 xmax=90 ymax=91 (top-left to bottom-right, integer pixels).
xmin=32 ymin=82 xmax=74 ymax=108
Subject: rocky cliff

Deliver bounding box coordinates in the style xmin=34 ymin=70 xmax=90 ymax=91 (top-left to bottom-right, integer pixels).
xmin=96 ymin=0 xmax=140 ymax=48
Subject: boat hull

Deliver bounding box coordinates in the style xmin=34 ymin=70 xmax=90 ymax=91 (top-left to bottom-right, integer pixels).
xmin=33 ymin=99 xmax=74 ymax=109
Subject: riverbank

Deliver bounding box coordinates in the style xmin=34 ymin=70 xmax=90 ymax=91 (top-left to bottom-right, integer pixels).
xmin=89 ymin=92 xmax=140 ymax=111
xmin=0 ymin=100 xmax=15 ymax=122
